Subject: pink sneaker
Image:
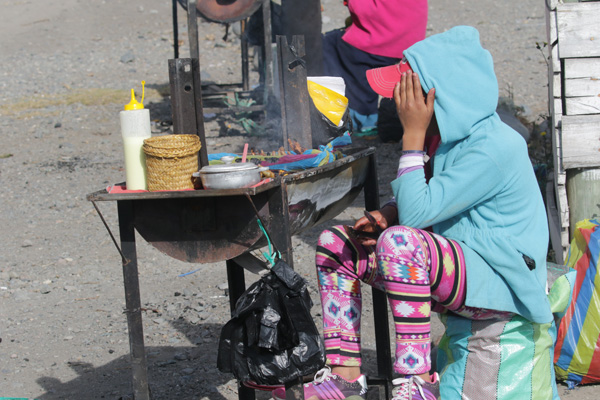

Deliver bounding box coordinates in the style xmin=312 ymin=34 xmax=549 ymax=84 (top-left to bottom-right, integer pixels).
xmin=271 ymin=366 xmax=367 ymax=400
xmin=390 ymin=373 xmax=440 ymax=400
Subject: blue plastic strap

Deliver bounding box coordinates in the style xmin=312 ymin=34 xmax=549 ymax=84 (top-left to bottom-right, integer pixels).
xmin=257 ymin=218 xmax=280 ymax=268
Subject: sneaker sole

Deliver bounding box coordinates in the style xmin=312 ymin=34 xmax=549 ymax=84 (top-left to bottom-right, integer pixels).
xmin=273 ymin=395 xmax=365 ymax=400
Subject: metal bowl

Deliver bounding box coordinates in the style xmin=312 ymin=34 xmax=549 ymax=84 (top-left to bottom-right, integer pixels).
xmin=196 ymin=160 xmax=262 ymax=189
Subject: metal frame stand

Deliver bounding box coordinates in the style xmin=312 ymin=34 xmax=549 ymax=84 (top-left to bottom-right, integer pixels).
xmin=110 ymin=151 xmax=388 ymax=400
xmin=171 ymin=0 xmax=274 ymax=112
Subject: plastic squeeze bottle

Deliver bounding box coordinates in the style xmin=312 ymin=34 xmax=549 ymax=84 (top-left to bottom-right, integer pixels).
xmin=120 ymin=81 xmax=151 ymax=190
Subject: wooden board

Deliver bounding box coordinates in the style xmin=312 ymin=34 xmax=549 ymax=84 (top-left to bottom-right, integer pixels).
xmin=557 ymin=2 xmax=600 ymax=58
xmin=556 ymin=182 xmax=570 ymax=229
xmin=565 ymin=97 xmax=600 ymax=115
xmin=545 ymin=7 xmax=561 ymax=72
xmin=563 ymin=58 xmax=600 ymax=115
xmin=561 ymin=114 xmax=600 ymax=169
xmin=564 ymin=57 xmax=600 ymax=79
xmin=546 ymin=175 xmax=565 ymax=264
xmin=546 ymin=7 xmax=558 ymax=46
xmin=546 ymin=0 xmax=559 ymax=11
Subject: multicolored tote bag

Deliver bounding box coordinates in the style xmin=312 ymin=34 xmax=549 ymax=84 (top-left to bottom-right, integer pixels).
xmin=554 ymin=219 xmax=600 ymax=388
xmin=436 ymin=313 xmax=560 ymax=399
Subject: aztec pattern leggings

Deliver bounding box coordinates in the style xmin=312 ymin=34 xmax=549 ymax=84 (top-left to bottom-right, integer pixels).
xmin=315 ymin=225 xmax=511 ymax=375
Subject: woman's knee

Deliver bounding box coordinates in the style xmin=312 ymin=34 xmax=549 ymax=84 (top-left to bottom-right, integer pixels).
xmin=378 ymin=225 xmax=421 ymax=250
xmin=377 ymin=225 xmax=428 ymax=265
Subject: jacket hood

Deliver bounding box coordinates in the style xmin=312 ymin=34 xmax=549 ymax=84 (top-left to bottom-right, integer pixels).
xmin=403 ymin=26 xmax=499 ymax=144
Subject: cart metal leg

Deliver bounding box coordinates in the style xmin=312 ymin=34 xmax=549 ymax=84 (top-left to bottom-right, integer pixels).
xmin=268 ymin=181 xmax=304 ymax=400
xmin=117 ymin=200 xmax=151 ymax=400
xmin=226 ymin=259 xmax=256 ymax=400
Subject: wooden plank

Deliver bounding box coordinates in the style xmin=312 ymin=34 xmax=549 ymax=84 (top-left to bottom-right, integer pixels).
xmin=565 ymin=96 xmax=600 ymax=115
xmin=557 ymin=183 xmax=570 ymax=228
xmin=550 ymin=121 xmax=564 ymax=177
xmin=546 ymin=175 xmax=564 ymax=265
xmin=564 ymin=58 xmax=600 ymax=98
xmin=545 ymin=7 xmax=558 ymax=46
xmin=545 ymin=6 xmax=560 ymax=72
xmin=557 ymin=2 xmax=600 ymax=58
xmin=561 ymin=114 xmax=600 ymax=169
xmin=551 ymin=71 xmax=562 ymax=98
xmin=564 ymin=58 xmax=600 ymax=78
xmin=550 ymin=41 xmax=561 ymax=73
xmin=561 ymin=228 xmax=570 ymax=258
xmin=557 ymin=171 xmax=566 ymax=186
xmin=564 ymin=78 xmax=600 ymax=97
xmin=552 ymin=98 xmax=563 ymax=125
xmin=546 ymin=0 xmax=559 ymax=11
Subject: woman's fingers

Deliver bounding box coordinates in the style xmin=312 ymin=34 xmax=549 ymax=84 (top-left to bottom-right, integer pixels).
xmin=426 ymin=88 xmax=436 ymax=113
xmin=405 ymin=71 xmax=415 ymax=102
xmin=353 ymin=216 xmax=369 ymax=230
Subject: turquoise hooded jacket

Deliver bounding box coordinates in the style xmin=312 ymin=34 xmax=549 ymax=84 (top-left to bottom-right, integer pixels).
xmin=391 ymin=26 xmax=552 ymax=323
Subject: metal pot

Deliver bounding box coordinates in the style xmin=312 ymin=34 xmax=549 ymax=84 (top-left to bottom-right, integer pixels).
xmin=195 ymin=157 xmax=263 ymax=189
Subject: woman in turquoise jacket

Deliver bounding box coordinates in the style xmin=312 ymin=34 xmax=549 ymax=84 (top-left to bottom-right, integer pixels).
xmin=273 ymin=26 xmax=553 ymax=400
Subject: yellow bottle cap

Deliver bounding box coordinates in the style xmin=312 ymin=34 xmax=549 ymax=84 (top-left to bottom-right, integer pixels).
xmin=124 ymin=80 xmax=146 ymax=110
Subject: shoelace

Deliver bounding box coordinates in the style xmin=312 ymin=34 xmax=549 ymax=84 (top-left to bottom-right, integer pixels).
xmin=391 ymin=375 xmax=427 ymax=400
xmin=307 ymin=366 xmax=334 ymax=386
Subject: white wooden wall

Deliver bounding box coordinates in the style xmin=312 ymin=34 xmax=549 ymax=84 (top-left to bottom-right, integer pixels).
xmin=545 ymin=0 xmax=600 ymax=262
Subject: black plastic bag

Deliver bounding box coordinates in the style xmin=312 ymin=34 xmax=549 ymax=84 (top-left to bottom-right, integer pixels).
xmin=217 ymin=259 xmax=326 ymax=385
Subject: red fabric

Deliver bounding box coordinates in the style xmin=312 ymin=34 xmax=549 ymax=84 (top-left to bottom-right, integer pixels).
xmin=583 ymin=335 xmax=600 ymax=384
xmin=106 ymin=185 xmax=193 ymax=194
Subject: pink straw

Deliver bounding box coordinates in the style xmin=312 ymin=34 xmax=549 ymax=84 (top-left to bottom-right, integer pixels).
xmin=241 ymin=143 xmax=249 ymax=163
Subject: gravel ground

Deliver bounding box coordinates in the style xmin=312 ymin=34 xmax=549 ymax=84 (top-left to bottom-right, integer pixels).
xmin=1 ymin=0 xmax=598 ymax=399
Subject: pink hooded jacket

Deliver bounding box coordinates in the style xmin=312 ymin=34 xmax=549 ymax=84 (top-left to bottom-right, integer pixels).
xmin=342 ymin=0 xmax=428 ymax=58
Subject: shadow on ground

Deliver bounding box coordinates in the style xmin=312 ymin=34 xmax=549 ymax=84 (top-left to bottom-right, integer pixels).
xmin=33 ymin=314 xmax=389 ymax=400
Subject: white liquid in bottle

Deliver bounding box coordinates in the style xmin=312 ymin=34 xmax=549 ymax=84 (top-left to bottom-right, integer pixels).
xmin=119 ymin=82 xmax=151 ymax=190
xmin=122 ymin=135 xmax=148 ymax=190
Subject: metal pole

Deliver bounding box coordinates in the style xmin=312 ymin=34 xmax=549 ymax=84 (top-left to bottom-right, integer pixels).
xmin=276 ymin=35 xmax=312 ymax=151
xmin=172 ymin=0 xmax=179 ymax=59
xmin=187 ymin=0 xmax=199 ymax=61
xmin=261 ymin=0 xmax=273 ymax=101
xmin=117 ymin=200 xmax=150 ymax=400
xmin=363 ymin=153 xmax=393 ymax=398
xmin=168 ymin=58 xmax=208 ymax=168
xmin=241 ymin=19 xmax=250 ymax=91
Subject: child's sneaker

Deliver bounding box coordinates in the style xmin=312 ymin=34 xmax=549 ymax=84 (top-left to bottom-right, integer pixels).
xmin=271 ymin=366 xmax=368 ymax=400
xmin=390 ymin=372 xmax=439 ymax=400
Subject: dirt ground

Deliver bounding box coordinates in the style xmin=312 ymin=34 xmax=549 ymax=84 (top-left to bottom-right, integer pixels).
xmin=1 ymin=0 xmax=598 ymax=399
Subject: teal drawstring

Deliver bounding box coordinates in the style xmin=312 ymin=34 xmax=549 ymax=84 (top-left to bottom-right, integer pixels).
xmin=257 ymin=218 xmax=280 ymax=268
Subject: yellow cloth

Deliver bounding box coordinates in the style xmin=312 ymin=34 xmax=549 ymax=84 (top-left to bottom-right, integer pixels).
xmin=307 ymin=80 xmax=348 ymax=127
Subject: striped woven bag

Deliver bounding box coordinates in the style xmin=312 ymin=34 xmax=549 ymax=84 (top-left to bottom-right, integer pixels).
xmin=554 ymin=219 xmax=600 ymax=388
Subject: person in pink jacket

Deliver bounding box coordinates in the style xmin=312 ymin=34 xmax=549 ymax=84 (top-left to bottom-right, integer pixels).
xmin=323 ymin=0 xmax=427 ymax=134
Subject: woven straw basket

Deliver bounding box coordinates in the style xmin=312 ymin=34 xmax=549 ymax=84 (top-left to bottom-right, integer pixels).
xmin=143 ymin=134 xmax=201 ymax=191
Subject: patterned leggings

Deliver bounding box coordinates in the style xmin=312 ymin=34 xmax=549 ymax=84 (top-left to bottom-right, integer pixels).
xmin=316 ymin=225 xmax=511 ymax=375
